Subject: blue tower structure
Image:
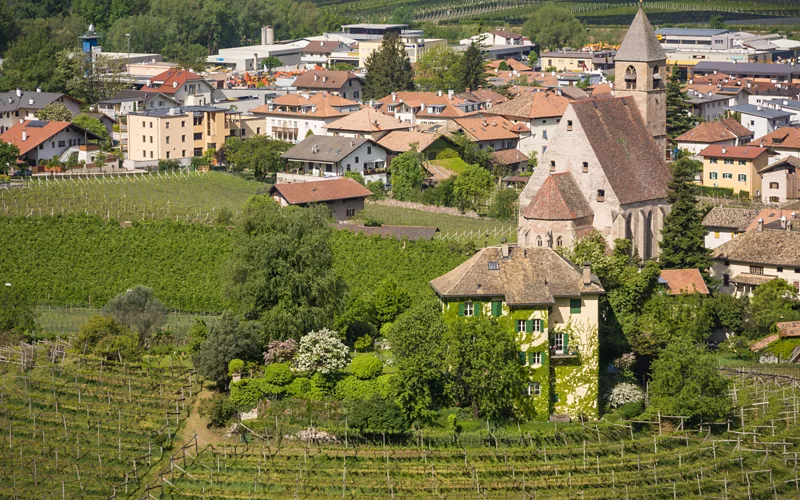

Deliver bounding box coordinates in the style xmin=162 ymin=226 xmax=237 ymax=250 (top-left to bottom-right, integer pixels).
xmin=79 ymin=24 xmax=101 ymax=54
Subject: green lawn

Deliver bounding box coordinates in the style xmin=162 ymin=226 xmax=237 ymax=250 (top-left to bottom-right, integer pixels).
xmin=430 ymin=157 xmax=471 ymax=175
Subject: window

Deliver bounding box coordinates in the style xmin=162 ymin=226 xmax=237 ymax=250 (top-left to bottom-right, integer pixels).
xmin=142 ymin=135 xmax=146 ymax=142
xmin=367 ymin=146 xmax=371 ymax=154
xmin=624 ymin=65 xmax=637 ymax=89
xmin=345 ymin=208 xmax=356 ymax=217
xmin=529 ymin=352 xmax=542 ymax=365
xmin=464 ymin=302 xmax=474 ymax=317
xmin=710 ymin=158 xmax=717 ymax=164
xmin=149 ymin=136 xmax=153 ymax=143
xmin=182 ymin=150 xmax=186 ymax=157
xmin=722 ymin=173 xmax=733 ymax=179
xmin=166 ymin=151 xmax=170 ymax=159
xmin=58 ymin=140 xmax=65 ymax=147
xmin=556 ymin=236 xmax=563 ymax=247
xmin=738 ymin=173 xmax=747 ymax=182
xmin=542 ymin=130 xmax=548 ymax=140
xmin=723 ymin=274 xmax=730 ymax=286
xmin=582 ymin=161 xmax=588 ymax=173
xmin=149 ymin=122 xmax=153 ymax=128
xmin=149 ymin=151 xmax=153 ymax=158
xmin=166 ymin=122 xmax=170 ymax=129
xmin=567 ymin=120 xmax=573 ymax=131
xmin=714 ymin=231 xmax=720 ymax=238
xmin=166 ymin=137 xmax=170 ymax=144
xmin=724 ymin=159 xmax=734 ymax=165
xmin=194 ymin=133 xmax=202 ymax=140
xmin=531 ymin=382 xmax=541 ymax=395
xmin=553 ymin=333 xmax=565 ymax=354
xmin=750 ymin=266 xmax=764 ymax=275
xmin=738 ymin=160 xmax=746 ymax=165
xmin=550 ymin=160 xmax=556 ymax=172
xmin=355 ymin=156 xmax=359 ymax=163
xmin=181 ymin=121 xmax=186 ymax=127
xmin=182 ymin=135 xmax=186 ymax=142
xmin=770 ymin=182 xmax=779 ymax=189
xmin=570 ymin=299 xmax=581 ymax=314
xmin=709 ymin=172 xmax=718 ymax=180
xmin=597 ymin=189 xmax=605 ymax=201
xmin=517 ymin=320 xmax=527 ymax=333
xmin=536 ymin=236 xmax=542 ymax=247
xmin=777 ymin=267 xmax=784 ymax=273
xmin=770 ymin=196 xmax=780 ymax=202
xmin=532 ymin=319 xmax=542 ymax=332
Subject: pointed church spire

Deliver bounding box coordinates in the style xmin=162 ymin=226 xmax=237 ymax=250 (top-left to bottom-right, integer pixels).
xmin=615 ymin=6 xmax=667 ymax=63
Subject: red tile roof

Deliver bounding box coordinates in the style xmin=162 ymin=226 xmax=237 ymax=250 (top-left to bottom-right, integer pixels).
xmin=522 ymin=172 xmax=592 ymax=220
xmin=777 ymin=321 xmax=800 ymax=338
xmin=449 ymin=115 xmax=519 ymax=141
xmin=699 ymin=144 xmax=772 ymax=160
xmin=0 ymin=120 xmax=99 ymax=155
xmin=270 ymin=178 xmax=372 ymax=205
xmin=659 ymin=269 xmax=710 ymax=295
xmin=250 ymin=92 xmax=357 ymax=118
xmin=489 ymin=90 xmax=569 ymax=120
xmin=141 ymin=69 xmax=204 ymax=94
xmin=675 ymin=118 xmax=752 ymax=143
xmin=493 ymin=148 xmax=528 ymax=165
xmin=325 ymin=107 xmax=411 ymax=133
xmin=749 ymin=127 xmax=800 ymax=150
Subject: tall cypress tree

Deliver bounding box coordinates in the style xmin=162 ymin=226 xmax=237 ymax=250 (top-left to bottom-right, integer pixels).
xmin=666 ymin=65 xmax=698 ymax=143
xmin=659 ymin=157 xmax=711 ymax=274
xmin=363 ymin=31 xmax=413 ymax=100
xmin=462 ymin=40 xmax=487 ymax=91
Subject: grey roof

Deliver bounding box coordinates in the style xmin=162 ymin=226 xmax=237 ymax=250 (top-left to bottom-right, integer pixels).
xmin=0 ymin=91 xmax=77 ymax=113
xmin=702 ymin=207 xmax=759 ymax=231
xmin=725 ymin=104 xmax=792 ymax=120
xmin=765 ymin=98 xmax=800 ymax=111
xmin=686 ymin=94 xmax=731 ymax=105
xmin=430 ymin=245 xmax=604 ymax=306
xmin=693 ymin=61 xmax=800 ymax=77
xmin=131 ymin=105 xmax=230 ymax=117
xmin=712 ymin=229 xmax=800 ymax=267
xmin=615 ymin=8 xmax=667 ymax=63
xmin=281 ymin=135 xmax=376 ymax=163
xmin=654 ymin=28 xmax=729 ymax=37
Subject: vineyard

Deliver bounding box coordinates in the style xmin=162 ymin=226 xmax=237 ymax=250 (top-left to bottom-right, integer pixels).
xmin=146 ymin=367 xmax=800 ymax=498
xmin=0 ymin=341 xmax=200 ymax=499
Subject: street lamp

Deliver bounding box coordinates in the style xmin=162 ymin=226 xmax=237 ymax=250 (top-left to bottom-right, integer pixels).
xmin=125 ymin=33 xmax=131 ymax=73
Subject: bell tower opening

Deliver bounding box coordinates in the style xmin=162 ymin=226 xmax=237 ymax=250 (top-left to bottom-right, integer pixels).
xmin=625 ymin=66 xmax=637 ymax=90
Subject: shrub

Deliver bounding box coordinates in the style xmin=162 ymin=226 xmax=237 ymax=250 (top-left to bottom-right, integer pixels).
xmin=614 ymin=401 xmax=644 ymax=420
xmin=306 ymin=372 xmax=335 ymax=400
xmin=256 ymin=379 xmax=286 ymax=398
xmin=75 ymin=314 xmax=127 ymax=354
xmin=436 ymin=148 xmax=459 ymax=160
xmin=295 ymin=328 xmax=349 ymax=375
xmin=348 ymin=395 xmax=409 ymax=434
xmin=351 ymin=355 xmax=383 ymax=380
xmin=374 ymin=374 xmax=396 ymax=398
xmin=366 ymin=180 xmax=386 ymax=200
xmin=199 ymin=394 xmax=237 ymax=427
xmin=228 ymin=358 xmax=245 ymax=376
xmin=354 ymin=334 xmax=373 ymax=352
xmin=263 ymin=362 xmax=294 ymax=385
xmin=343 ymin=171 xmax=365 ymax=185
xmin=607 ymin=382 xmax=643 ymax=409
xmin=94 ymin=333 xmax=141 ymax=362
xmin=229 ymin=379 xmax=262 ymax=410
xmin=286 ymin=377 xmax=311 ymax=398
xmin=263 ymin=339 xmax=297 ymax=364
xmin=335 ymin=375 xmax=378 ymax=402
xmin=216 ymin=207 xmax=233 ymax=226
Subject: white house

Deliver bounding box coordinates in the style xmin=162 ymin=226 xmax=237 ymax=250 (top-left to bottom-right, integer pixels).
xmin=726 ymin=104 xmax=792 ymax=139
xmin=749 ymin=127 xmax=800 ymax=161
xmin=675 ymin=118 xmax=753 ymax=158
xmin=250 ymin=93 xmax=360 ymax=143
xmin=0 ymin=120 xmax=103 ymax=168
xmin=702 ymin=207 xmax=759 ymax=249
xmin=280 ymin=135 xmax=389 ymax=183
xmin=139 ymin=69 xmax=215 ymax=107
xmin=0 ymin=90 xmax=82 ymax=134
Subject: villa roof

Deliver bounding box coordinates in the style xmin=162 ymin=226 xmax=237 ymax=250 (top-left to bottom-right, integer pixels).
xmin=712 ymin=229 xmax=800 ymax=267
xmin=749 ymin=127 xmax=800 ymax=150
xmin=325 ymin=106 xmax=411 ymax=133
xmin=270 ymin=178 xmax=372 ymax=205
xmin=675 ymin=118 xmax=752 ymax=143
xmin=699 ymin=144 xmax=772 ymax=160
xmin=659 ymin=269 xmax=710 ymax=295
xmin=702 ymin=207 xmax=759 ymax=231
xmin=488 ymin=90 xmax=569 ymax=120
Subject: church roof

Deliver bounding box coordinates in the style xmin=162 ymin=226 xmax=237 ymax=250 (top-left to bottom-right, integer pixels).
xmin=522 ymin=172 xmax=593 ymax=220
xmin=615 ymin=8 xmax=666 ymax=63
xmin=571 ymin=97 xmax=670 ymax=204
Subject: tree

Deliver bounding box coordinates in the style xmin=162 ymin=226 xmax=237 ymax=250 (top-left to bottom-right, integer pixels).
xmin=659 ymin=157 xmax=711 ymax=273
xmin=105 ymin=285 xmax=168 ymax=348
xmin=343 ymin=170 xmax=365 ymax=185
xmin=223 ymin=135 xmax=291 ymax=179
xmin=453 ymin=164 xmax=494 ymax=212
xmin=522 ymin=6 xmax=587 ymax=51
xmin=0 ymin=140 xmax=20 ymax=174
xmin=666 ymin=65 xmax=697 ymax=143
xmin=747 ymin=279 xmax=800 ymax=336
xmin=349 ymin=394 xmax=409 ymax=434
xmin=223 ymin=197 xmax=346 ymax=341
xmin=0 ymin=283 xmax=35 ymax=339
xmin=372 ymin=277 xmax=412 ymax=326
xmin=415 ymin=46 xmax=465 ymax=93
xmin=488 ymin=188 xmax=519 ymax=221
xmin=72 ymin=114 xmax=110 ymax=147
xmin=363 ymin=31 xmax=414 ymax=100
xmin=709 ymin=14 xmax=726 ymax=29
xmin=294 ymin=328 xmax=349 ymax=374
xmin=192 ymin=312 xmax=263 ymax=387
xmin=37 ymin=102 xmax=73 ymax=122
xmin=263 ymin=56 xmax=283 ymax=72
xmin=450 ymin=131 xmax=493 ymax=170
xmin=648 ymin=340 xmax=731 ymax=423
xmin=462 ymin=40 xmax=488 ymax=92
xmin=263 ymin=339 xmax=297 ymax=364
xmin=389 ymin=148 xmax=424 ymax=201
xmin=163 ymin=43 xmax=208 ymax=72
xmin=632 ymin=293 xmax=713 ymax=355
xmin=444 ymin=316 xmax=531 ymax=420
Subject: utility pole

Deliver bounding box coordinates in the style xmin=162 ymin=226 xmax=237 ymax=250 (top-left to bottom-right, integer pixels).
xmin=126 ymin=34 xmax=131 ymax=74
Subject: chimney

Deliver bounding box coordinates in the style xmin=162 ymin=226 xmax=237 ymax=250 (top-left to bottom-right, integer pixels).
xmin=322 ymin=75 xmax=327 ymax=82
xmin=391 ymin=92 xmax=396 ymax=102
xmin=792 ymin=212 xmax=797 ymax=219
xmin=448 ymin=89 xmax=453 ymax=100
xmin=266 ymin=26 xmax=275 ymax=45
xmin=501 ymin=243 xmax=509 ymax=258
xmin=36 ymin=88 xmax=41 ymax=93
xmin=437 ymin=90 xmax=442 ymax=97
xmin=21 ymin=130 xmax=27 ymax=142
xmin=312 ymin=144 xmax=318 ymax=153
xmin=781 ymin=215 xmax=788 ymax=229
xmin=757 ymin=105 xmax=762 ymax=111
xmin=261 ymin=26 xmax=268 ymax=46
xmin=757 ymin=217 xmax=764 ymax=232
xmin=582 ymin=263 xmax=591 ymax=286
xmin=747 ymin=82 xmax=752 ymax=88
xmin=314 ymin=74 xmax=318 ymax=82
xmin=349 ymin=139 xmax=354 ymax=147
xmin=15 ymin=88 xmax=21 ymax=97
xmin=721 ymin=147 xmax=726 ymax=154
xmin=173 ymin=81 xmax=178 ymax=88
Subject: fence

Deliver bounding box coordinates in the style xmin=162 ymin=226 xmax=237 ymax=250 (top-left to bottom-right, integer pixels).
xmin=434 ymin=225 xmax=516 ymax=242
xmin=35 ymin=305 xmax=218 ymax=337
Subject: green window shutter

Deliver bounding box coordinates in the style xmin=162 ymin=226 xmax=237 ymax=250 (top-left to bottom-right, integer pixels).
xmin=527 ymin=351 xmax=535 ymax=364
xmin=526 ymin=319 xmax=533 ymax=333
xmin=491 ymin=301 xmax=502 ymax=317
xmin=563 ymin=333 xmax=569 ymax=353
xmin=458 ymin=303 xmax=464 ymax=316
xmin=542 ymin=350 xmax=547 ymax=365
xmin=518 ymin=351 xmax=526 ymax=365
xmin=570 ymin=299 xmax=581 ymax=314
xmin=474 ymin=303 xmax=482 ymax=316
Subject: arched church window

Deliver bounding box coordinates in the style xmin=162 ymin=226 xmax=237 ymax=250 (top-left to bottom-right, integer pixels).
xmin=625 ymin=65 xmax=637 ymax=90
xmin=556 ymin=236 xmax=563 ymax=247
xmin=536 ymin=236 xmax=542 ymax=247
xmin=652 ymin=65 xmax=661 ymax=88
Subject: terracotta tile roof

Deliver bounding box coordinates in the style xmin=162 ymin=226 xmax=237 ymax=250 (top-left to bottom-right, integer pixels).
xmin=376 ymin=92 xmax=478 ymax=118
xmin=659 ymin=269 xmax=710 ymax=295
xmin=0 ymin=120 xmax=100 ymax=155
xmin=749 ymin=127 xmax=800 ymax=150
xmin=140 ymin=69 xmax=204 ymax=94
xmin=587 ymin=83 xmax=613 ymax=96
xmin=301 ymin=41 xmax=343 ymax=54
xmin=702 ymin=207 xmax=759 ymax=231
xmin=493 ymin=148 xmax=528 ymax=165
xmin=335 ymin=223 xmax=439 ymax=240
xmin=758 ymin=155 xmax=800 ymax=174
xmin=489 ymin=90 xmax=569 ymax=120
xmin=730 ymin=273 xmax=777 ymax=286
xmin=486 ymin=59 xmax=530 ymax=72
xmin=675 ymin=118 xmax=752 ymax=143
xmin=458 ymin=88 xmax=508 ymax=106
xmin=250 ymin=92 xmax=358 ymax=118
xmin=750 ymin=334 xmax=779 ymax=352
xmin=325 ymin=107 xmax=412 ymax=133
xmin=712 ymin=229 xmax=800 ymax=267
xmin=448 ymin=115 xmax=519 ymax=141
xmin=745 ymin=209 xmax=797 ymax=232
xmin=571 ymin=97 xmax=670 ymax=205
xmin=430 ymin=245 xmax=604 ymax=306
xmin=522 ymin=172 xmax=592 ymax=220
xmin=615 ymin=8 xmax=666 ymax=63
xmin=559 ymin=86 xmax=590 ymax=100
xmin=777 ymin=321 xmax=800 ymax=338
xmin=509 ymin=123 xmax=530 ymax=133
xmin=293 ymin=70 xmax=360 ymax=91
xmin=270 ymin=178 xmax=372 ymax=205
xmin=699 ymin=144 xmax=772 ymax=160
xmin=377 ymin=130 xmax=448 ymax=153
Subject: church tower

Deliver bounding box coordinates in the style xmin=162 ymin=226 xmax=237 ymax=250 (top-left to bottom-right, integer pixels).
xmin=614 ymin=6 xmax=667 ymax=149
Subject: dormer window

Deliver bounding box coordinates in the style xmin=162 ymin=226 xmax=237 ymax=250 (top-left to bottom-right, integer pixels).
xmin=488 ymin=261 xmax=500 ymax=270
xmin=597 ymin=189 xmax=605 ymax=202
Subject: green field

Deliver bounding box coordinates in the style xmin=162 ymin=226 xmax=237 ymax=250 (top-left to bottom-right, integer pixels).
xmin=430 ymin=157 xmax=471 ymax=175
xmin=35 ymin=306 xmax=217 ymax=337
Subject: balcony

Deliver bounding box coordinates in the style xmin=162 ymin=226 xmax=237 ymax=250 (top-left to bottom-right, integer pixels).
xmin=273 ymin=126 xmax=298 ymax=135
xmin=550 ymin=347 xmax=579 ymax=360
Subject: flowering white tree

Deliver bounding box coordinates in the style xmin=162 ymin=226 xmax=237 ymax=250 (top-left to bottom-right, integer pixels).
xmin=295 ymin=328 xmax=349 ymax=375
xmin=607 ymin=382 xmax=644 ymax=409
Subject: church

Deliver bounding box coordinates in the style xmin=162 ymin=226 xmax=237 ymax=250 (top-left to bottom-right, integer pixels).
xmin=517 ymin=7 xmax=671 ymax=259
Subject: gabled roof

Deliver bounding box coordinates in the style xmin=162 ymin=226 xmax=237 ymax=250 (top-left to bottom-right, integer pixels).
xmin=270 ymin=178 xmax=372 ymax=205
xmin=325 ymin=107 xmax=411 ymax=133
xmin=293 ymin=70 xmax=360 ymax=90
xmin=777 ymin=321 xmax=800 ymax=338
xmin=377 ymin=130 xmax=451 ymax=153
xmin=675 ymin=118 xmax=752 ymax=144
xmin=301 ymin=41 xmax=344 ymax=54
xmin=615 ymin=8 xmax=667 ymax=63
xmin=758 ymin=155 xmax=800 ymax=174
xmin=430 ymin=245 xmax=604 ymax=306
xmin=702 ymin=207 xmax=759 ymax=231
xmin=486 ymin=59 xmax=530 ymax=72
xmin=493 ymin=148 xmax=528 ymax=165
xmin=725 ymin=104 xmax=792 ymax=120
xmin=745 ymin=208 xmax=798 ymax=232
xmin=446 ymin=115 xmax=519 ymax=141
xmin=659 ymin=269 xmax=710 ymax=295
xmin=699 ymin=144 xmax=772 ymax=160
xmin=749 ymin=127 xmax=800 ymax=150
xmin=281 ymin=135 xmax=379 ymax=163
xmin=488 ymin=90 xmax=569 ymax=120
xmin=0 ymin=120 xmax=101 ymax=155
xmin=458 ymin=88 xmax=508 ymax=106
xmin=140 ymin=69 xmax=206 ymax=94
xmin=522 ymin=172 xmax=592 ymax=220
xmin=376 ymin=91 xmax=478 ymax=118
xmin=250 ymin=92 xmax=358 ymax=118
xmin=712 ymin=229 xmax=800 ymax=267
xmin=0 ymin=91 xmax=80 ymax=114
xmin=571 ymin=97 xmax=670 ymax=205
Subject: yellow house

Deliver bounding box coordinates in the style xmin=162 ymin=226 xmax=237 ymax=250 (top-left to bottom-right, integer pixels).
xmin=699 ymin=144 xmax=772 ymax=197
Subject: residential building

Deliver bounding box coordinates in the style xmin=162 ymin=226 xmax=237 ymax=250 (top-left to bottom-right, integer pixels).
xmin=691 ymin=61 xmax=800 ymax=83
xmin=280 ymin=135 xmax=388 ymax=182
xmin=539 ymin=51 xmax=616 ymax=72
xmin=749 ymin=127 xmax=800 ymax=160
xmin=457 ymin=88 xmax=508 ymax=109
xmin=762 ymin=98 xmax=800 ymax=125
xmin=324 ymin=106 xmax=413 ymax=140
xmin=712 ymin=220 xmax=800 ymax=297
xmin=300 ymin=40 xmax=353 ymax=69
xmin=685 ymin=91 xmax=737 ymax=122
xmin=250 ymin=93 xmax=360 ymax=143
xmin=488 ymin=90 xmax=569 ymax=157
xmin=376 ymin=130 xmax=457 ymax=164
xmin=429 ymin=244 xmax=605 ymax=420
xmin=486 ymin=59 xmax=532 ymax=73
xmin=341 ymin=24 xmax=406 ymax=40
xmin=97 ymin=90 xmax=180 ymax=120
xmin=675 ymin=118 xmax=753 ymax=157
xmin=139 ymin=69 xmax=215 ymax=106
xmin=292 ymin=70 xmax=363 ymax=101
xmin=269 ymin=178 xmax=372 ymax=221
xmin=374 ymin=91 xmax=484 ymax=127
xmin=126 ymin=106 xmax=245 ymax=167
xmin=699 ymin=144 xmax=772 ymax=197
xmin=0 ymin=120 xmax=102 ymax=167
xmin=357 ymin=32 xmax=447 ymax=67
xmin=460 ymin=30 xmax=533 ymax=47
xmin=441 ymin=115 xmax=528 ymax=171
xmin=658 ymin=269 xmax=710 ymax=295
xmin=702 ymin=207 xmax=759 ymax=249
xmin=0 ymin=90 xmax=81 ymax=134
xmin=726 ymin=104 xmax=792 ymax=138
xmin=759 ymin=156 xmax=800 ymax=203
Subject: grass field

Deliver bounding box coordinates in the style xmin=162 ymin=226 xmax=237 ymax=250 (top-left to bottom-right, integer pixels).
xmin=35 ymin=306 xmax=217 ymax=337
xmin=430 ymin=157 xmax=471 ymax=174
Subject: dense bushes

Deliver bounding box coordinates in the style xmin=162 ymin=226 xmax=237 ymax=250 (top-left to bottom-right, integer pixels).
xmin=351 ymin=355 xmax=383 ymax=380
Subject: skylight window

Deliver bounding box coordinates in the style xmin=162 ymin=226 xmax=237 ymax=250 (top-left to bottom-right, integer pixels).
xmin=488 ymin=261 xmax=500 ymax=270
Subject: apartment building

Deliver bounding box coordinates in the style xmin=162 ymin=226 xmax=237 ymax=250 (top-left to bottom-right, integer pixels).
xmin=700 ymin=144 xmax=772 ymax=197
